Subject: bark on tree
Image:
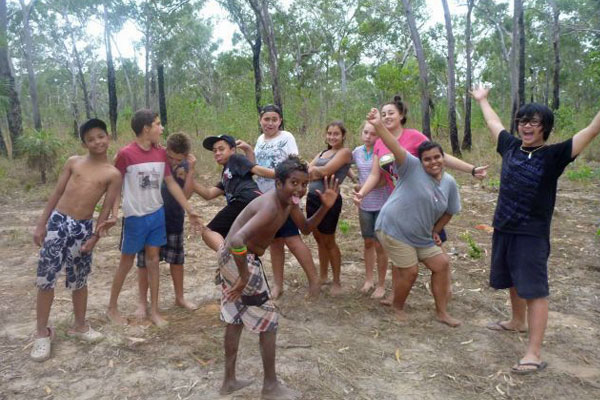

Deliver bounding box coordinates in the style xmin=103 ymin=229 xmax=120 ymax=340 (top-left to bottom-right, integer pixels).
xmin=19 ymin=0 xmax=41 ymax=131
xmin=71 ymin=40 xmax=91 ymax=119
xmin=462 ymin=0 xmax=474 ymax=151
xmin=510 ymin=0 xmax=524 ymax=134
xmin=0 ymin=0 xmax=23 ymax=153
xmin=112 ymin=35 xmax=138 ymax=111
xmin=401 ymin=0 xmax=431 ymax=138
xmin=104 ymin=4 xmax=118 ymax=139
xmin=248 ymin=0 xmax=282 ymax=115
xmin=0 ymin=125 xmax=6 ymax=156
xmin=157 ymin=63 xmax=167 ymax=130
xmin=144 ymin=18 xmax=151 ymax=109
xmin=549 ymin=0 xmax=560 ymax=110
xmin=441 ymin=0 xmax=460 ymax=156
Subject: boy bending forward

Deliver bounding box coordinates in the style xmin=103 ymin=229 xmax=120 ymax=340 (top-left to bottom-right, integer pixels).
xmin=218 ymin=155 xmax=338 ymax=399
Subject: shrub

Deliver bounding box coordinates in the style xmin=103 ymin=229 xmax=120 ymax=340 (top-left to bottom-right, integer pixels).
xmin=17 ymin=129 xmax=62 ymax=183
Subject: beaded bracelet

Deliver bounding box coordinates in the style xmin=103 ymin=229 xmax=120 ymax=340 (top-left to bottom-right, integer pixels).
xmin=230 ymin=245 xmax=248 ymax=256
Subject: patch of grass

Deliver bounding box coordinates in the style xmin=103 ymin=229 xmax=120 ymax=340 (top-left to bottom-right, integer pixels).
xmin=565 ymin=165 xmax=599 ymax=181
xmin=459 ymin=231 xmax=483 ymax=259
xmin=339 ymin=219 xmax=350 ymax=235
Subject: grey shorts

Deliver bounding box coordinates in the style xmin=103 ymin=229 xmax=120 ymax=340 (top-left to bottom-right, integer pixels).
xmin=36 ymin=210 xmax=93 ymax=290
xmin=358 ymin=209 xmax=380 ymax=239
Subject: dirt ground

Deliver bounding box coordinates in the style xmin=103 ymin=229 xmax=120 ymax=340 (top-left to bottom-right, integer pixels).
xmin=1 ymin=174 xmax=599 ymax=400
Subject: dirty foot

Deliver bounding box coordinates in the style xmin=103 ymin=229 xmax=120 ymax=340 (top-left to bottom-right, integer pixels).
xmin=330 ymin=283 xmax=343 ymax=296
xmin=106 ymin=309 xmax=128 ymax=325
xmin=319 ymin=277 xmax=331 ymax=286
xmin=271 ymin=285 xmax=283 ymax=300
xmin=360 ymin=280 xmax=374 ymax=294
xmin=219 ymin=378 xmax=253 ymax=395
xmin=150 ymin=312 xmax=168 ymax=327
xmin=380 ymin=295 xmax=393 ymax=306
xmin=436 ymin=312 xmax=462 ymax=327
xmin=307 ymin=282 xmax=321 ymax=299
xmin=393 ymin=308 xmax=409 ymax=322
xmin=175 ymin=298 xmax=198 ymax=311
xmin=134 ymin=302 xmax=148 ymax=320
xmin=371 ymin=286 xmax=386 ymax=299
xmin=261 ymin=381 xmax=301 ymax=400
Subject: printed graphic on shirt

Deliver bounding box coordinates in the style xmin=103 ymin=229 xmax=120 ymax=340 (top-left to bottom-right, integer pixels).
xmin=379 ymin=153 xmax=397 ymax=186
xmin=138 ymin=168 xmax=161 ymax=190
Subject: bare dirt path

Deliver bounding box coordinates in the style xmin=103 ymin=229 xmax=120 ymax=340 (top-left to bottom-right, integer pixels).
xmin=1 ymin=179 xmax=599 ymax=399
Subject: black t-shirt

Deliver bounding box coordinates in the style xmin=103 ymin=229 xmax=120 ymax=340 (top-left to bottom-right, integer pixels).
xmin=216 ymin=154 xmax=261 ymax=204
xmin=162 ymin=161 xmax=187 ymax=234
xmin=493 ymin=130 xmax=575 ymax=238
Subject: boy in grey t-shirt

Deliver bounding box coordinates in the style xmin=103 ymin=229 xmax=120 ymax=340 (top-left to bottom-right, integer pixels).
xmin=365 ymin=108 xmax=461 ymax=327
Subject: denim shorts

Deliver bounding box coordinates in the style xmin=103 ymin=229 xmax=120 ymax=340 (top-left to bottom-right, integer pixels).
xmin=358 ymin=209 xmax=380 ymax=239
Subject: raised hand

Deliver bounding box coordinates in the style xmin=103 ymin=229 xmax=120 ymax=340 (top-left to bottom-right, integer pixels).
xmin=315 ymin=175 xmax=339 ymax=209
xmin=472 ymin=165 xmax=489 ymax=180
xmin=470 ymin=85 xmax=490 ymax=102
xmin=366 ymin=108 xmax=383 ymax=129
xmin=235 ymin=139 xmax=252 ymax=153
xmin=186 ymin=153 xmax=197 ymax=169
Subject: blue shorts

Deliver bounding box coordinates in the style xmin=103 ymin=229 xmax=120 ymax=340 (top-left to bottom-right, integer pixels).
xmin=137 ymin=232 xmax=185 ymax=267
xmin=120 ymin=207 xmax=167 ymax=255
xmin=36 ymin=210 xmax=93 ymax=290
xmin=274 ymin=216 xmax=300 ymax=238
xmin=490 ymin=230 xmax=550 ymax=299
xmin=358 ymin=209 xmax=380 ymax=239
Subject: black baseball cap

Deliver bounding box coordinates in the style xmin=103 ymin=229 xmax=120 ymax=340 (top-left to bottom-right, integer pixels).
xmin=202 ymin=134 xmax=236 ymax=150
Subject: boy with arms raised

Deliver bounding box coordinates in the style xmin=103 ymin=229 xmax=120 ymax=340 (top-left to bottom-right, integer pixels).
xmin=218 ymin=155 xmax=338 ymax=399
xmin=472 ymin=86 xmax=600 ymax=374
xmin=107 ymin=109 xmax=201 ymax=327
xmin=194 ymin=134 xmax=273 ymax=252
xmin=136 ymin=133 xmax=197 ymax=311
xmin=31 ymin=118 xmax=121 ymax=362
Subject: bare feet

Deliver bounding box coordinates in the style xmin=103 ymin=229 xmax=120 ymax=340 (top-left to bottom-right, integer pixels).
xmin=106 ymin=308 xmax=128 ymax=325
xmin=175 ymin=298 xmax=198 ymax=311
xmin=360 ymin=280 xmax=374 ymax=294
xmin=307 ymin=282 xmax=320 ymax=299
xmin=149 ymin=312 xmax=168 ymax=327
xmin=330 ymin=283 xmax=343 ymax=296
xmin=262 ymin=381 xmax=301 ymax=400
xmin=393 ymin=308 xmax=409 ymax=322
xmin=219 ymin=378 xmax=253 ymax=395
xmin=436 ymin=312 xmax=462 ymax=327
xmin=380 ymin=295 xmax=393 ymax=306
xmin=319 ymin=277 xmax=330 ymax=286
xmin=134 ymin=302 xmax=148 ymax=320
xmin=271 ymin=285 xmax=283 ymax=300
xmin=371 ymin=286 xmax=386 ymax=299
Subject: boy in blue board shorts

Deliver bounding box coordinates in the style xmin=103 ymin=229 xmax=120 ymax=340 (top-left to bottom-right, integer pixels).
xmin=30 ymin=118 xmax=122 ymax=362
xmin=106 ymin=109 xmax=201 ymax=327
xmin=136 ymin=133 xmax=198 ymax=311
xmin=472 ymin=86 xmax=600 ymax=374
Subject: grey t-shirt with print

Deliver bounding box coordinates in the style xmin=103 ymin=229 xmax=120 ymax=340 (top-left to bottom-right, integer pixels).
xmin=375 ymin=153 xmax=461 ymax=248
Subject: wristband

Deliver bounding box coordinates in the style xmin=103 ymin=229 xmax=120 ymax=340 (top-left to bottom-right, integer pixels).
xmin=471 ymin=166 xmax=476 ymax=177
xmin=230 ymin=245 xmax=247 ymax=256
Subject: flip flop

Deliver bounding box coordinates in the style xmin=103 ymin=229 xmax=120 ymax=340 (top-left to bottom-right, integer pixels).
xmin=486 ymin=321 xmax=527 ymax=333
xmin=511 ymin=360 xmax=548 ymax=375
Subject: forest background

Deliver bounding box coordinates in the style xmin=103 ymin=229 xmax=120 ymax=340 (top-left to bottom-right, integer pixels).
xmin=0 ymin=0 xmax=599 ymax=186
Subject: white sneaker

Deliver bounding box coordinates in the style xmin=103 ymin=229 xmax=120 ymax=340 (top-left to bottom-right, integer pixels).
xmin=30 ymin=327 xmax=54 ymax=362
xmin=67 ymin=325 xmax=104 ymax=343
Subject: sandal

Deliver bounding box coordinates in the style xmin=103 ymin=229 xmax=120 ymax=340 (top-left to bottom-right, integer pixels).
xmin=511 ymin=360 xmax=548 ymax=375
xmin=30 ymin=327 xmax=55 ymax=362
xmin=67 ymin=325 xmax=104 ymax=343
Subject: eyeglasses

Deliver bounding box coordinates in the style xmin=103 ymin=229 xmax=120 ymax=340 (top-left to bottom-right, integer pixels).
xmin=517 ymin=118 xmax=542 ymax=128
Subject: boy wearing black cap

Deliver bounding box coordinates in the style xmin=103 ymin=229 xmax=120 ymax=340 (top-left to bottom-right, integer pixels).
xmin=30 ymin=118 xmax=122 ymax=362
xmin=197 ymin=134 xmax=274 ymax=251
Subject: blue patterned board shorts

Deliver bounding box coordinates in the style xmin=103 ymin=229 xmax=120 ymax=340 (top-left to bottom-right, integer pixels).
xmin=36 ymin=210 xmax=93 ymax=290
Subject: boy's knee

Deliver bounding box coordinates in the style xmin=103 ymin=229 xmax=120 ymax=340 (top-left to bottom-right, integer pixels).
xmin=364 ymin=238 xmax=376 ymax=248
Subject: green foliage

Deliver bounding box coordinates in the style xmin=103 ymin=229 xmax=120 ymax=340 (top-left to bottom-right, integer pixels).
xmin=17 ymin=129 xmax=63 ymax=183
xmin=338 ymin=219 xmax=350 ymax=235
xmin=596 ymin=228 xmax=600 ymax=237
xmin=565 ymin=165 xmax=600 ymax=181
xmin=459 ymin=231 xmax=483 ymax=259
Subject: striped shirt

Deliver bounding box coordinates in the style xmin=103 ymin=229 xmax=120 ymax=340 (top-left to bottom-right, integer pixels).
xmin=352 ymin=145 xmax=389 ymax=211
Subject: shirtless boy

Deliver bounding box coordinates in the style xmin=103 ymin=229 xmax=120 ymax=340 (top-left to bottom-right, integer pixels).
xmin=217 ymin=155 xmax=338 ymax=399
xmin=31 ymin=118 xmax=122 ymax=362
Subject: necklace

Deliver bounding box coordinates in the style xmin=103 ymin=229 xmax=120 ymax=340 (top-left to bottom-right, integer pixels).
xmin=363 ymin=145 xmax=373 ymax=161
xmin=519 ymin=144 xmax=546 ymax=159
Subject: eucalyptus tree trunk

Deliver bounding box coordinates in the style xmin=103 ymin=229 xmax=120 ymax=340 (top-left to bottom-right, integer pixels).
xmin=401 ymin=0 xmax=431 ymax=138
xmin=112 ymin=35 xmax=138 ymax=111
xmin=19 ymin=0 xmax=41 ymax=131
xmin=549 ymin=0 xmax=560 ymax=110
xmin=248 ymin=0 xmax=282 ymax=115
xmin=510 ymin=0 xmax=524 ymax=134
xmin=0 ymin=0 xmax=23 ymax=152
xmin=144 ymin=22 xmax=151 ymax=109
xmin=441 ymin=0 xmax=460 ymax=156
xmin=104 ymin=4 xmax=118 ymax=139
xmin=462 ymin=0 xmax=475 ymax=151
xmin=71 ymin=40 xmax=91 ymax=119
xmin=157 ymin=64 xmax=167 ymax=130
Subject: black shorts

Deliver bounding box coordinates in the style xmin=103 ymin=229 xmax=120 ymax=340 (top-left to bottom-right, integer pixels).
xmin=490 ymin=230 xmax=550 ymax=299
xmin=306 ymin=192 xmax=342 ymax=235
xmin=207 ymin=201 xmax=250 ymax=239
xmin=274 ymin=216 xmax=300 ymax=238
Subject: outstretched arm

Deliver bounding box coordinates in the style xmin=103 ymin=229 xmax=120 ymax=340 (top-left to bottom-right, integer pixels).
xmin=33 ymin=157 xmax=75 ymax=246
xmin=250 ymin=165 xmax=275 ymax=179
xmin=290 ymin=176 xmax=340 ymax=234
xmin=572 ymin=109 xmax=600 ymax=158
xmin=165 ymin=175 xmax=203 ymax=231
xmin=444 ymin=154 xmax=488 ymax=179
xmin=470 ymin=86 xmax=505 ymax=143
xmin=193 ymin=181 xmax=224 ymax=200
xmin=354 ymin=154 xmax=383 ymax=205
xmin=236 ymin=140 xmax=256 ymax=163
